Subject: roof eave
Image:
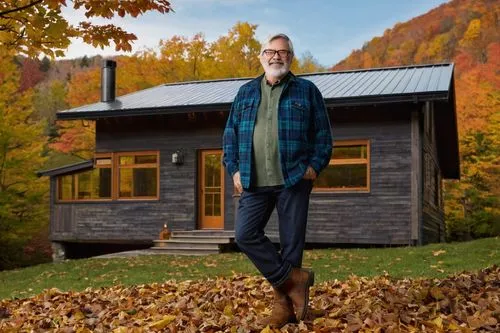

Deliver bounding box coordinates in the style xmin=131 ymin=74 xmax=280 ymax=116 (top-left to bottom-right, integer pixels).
xmin=436 ymin=74 xmax=460 ymax=180
xmin=56 ymin=102 xmax=231 ymax=120
xmin=325 ymin=91 xmax=449 ymax=107
xmin=37 ymin=160 xmax=94 ymax=177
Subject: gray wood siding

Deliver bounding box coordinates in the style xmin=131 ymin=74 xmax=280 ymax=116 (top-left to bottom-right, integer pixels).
xmin=422 ymin=102 xmax=445 ymax=244
xmin=264 ymin=116 xmax=414 ymax=245
xmin=51 ymin=114 xmax=230 ymax=242
xmin=410 ymin=110 xmax=423 ymax=244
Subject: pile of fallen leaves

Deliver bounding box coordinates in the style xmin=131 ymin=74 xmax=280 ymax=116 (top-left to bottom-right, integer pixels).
xmin=1 ymin=266 xmax=498 ymax=332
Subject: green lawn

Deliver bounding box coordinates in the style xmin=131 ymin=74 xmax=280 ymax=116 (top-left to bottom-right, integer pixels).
xmin=1 ymin=237 xmax=498 ymax=300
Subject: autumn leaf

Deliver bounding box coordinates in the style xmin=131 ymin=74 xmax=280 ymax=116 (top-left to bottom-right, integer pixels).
xmin=1 ymin=266 xmax=498 ymax=331
xmin=149 ymin=315 xmax=176 ymax=329
xmin=432 ymin=250 xmax=446 ymax=256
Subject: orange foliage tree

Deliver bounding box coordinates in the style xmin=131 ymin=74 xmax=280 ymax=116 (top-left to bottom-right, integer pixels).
xmin=0 ymin=50 xmax=50 ymax=268
xmin=0 ymin=0 xmax=172 ymax=58
xmin=50 ymin=68 xmax=100 ymax=159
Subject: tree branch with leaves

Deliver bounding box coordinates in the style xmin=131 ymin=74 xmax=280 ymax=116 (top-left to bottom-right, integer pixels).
xmin=0 ymin=0 xmax=172 ymax=58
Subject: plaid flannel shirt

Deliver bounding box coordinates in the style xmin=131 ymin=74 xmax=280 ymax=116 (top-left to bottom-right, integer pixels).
xmin=223 ymin=72 xmax=333 ymax=189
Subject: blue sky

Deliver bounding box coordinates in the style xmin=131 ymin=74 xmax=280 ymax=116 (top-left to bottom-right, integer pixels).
xmin=62 ymin=0 xmax=449 ymax=67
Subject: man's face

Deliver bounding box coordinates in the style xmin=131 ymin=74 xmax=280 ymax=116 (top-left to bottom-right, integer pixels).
xmin=259 ymin=37 xmax=293 ymax=79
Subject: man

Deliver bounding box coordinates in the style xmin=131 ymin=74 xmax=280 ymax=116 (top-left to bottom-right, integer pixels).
xmin=222 ymin=33 xmax=332 ymax=327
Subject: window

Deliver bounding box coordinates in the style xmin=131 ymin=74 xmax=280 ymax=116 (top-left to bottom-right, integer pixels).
xmin=57 ymin=151 xmax=159 ymax=202
xmin=314 ymin=140 xmax=370 ymax=192
xmin=58 ymin=174 xmax=75 ymax=200
xmin=117 ymin=152 xmax=159 ymax=199
xmin=77 ymin=168 xmax=112 ymax=199
xmin=57 ymin=166 xmax=112 ymax=201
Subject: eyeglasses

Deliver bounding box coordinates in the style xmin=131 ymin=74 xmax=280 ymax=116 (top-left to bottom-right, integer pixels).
xmin=262 ymin=49 xmax=291 ymax=58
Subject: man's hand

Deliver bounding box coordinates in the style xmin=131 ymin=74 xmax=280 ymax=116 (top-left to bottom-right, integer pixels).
xmin=302 ymin=166 xmax=317 ymax=180
xmin=233 ymin=171 xmax=243 ymax=194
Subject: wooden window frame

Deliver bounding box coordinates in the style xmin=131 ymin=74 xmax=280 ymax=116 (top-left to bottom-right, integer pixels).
xmin=115 ymin=151 xmax=160 ymax=201
xmin=56 ymin=151 xmax=160 ymax=202
xmin=313 ymin=139 xmax=371 ymax=193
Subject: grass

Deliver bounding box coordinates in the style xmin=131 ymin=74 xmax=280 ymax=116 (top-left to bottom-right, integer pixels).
xmin=0 ymin=237 xmax=498 ymax=300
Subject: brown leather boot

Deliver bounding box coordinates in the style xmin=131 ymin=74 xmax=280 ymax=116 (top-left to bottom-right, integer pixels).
xmin=278 ymin=268 xmax=315 ymax=321
xmin=260 ymin=287 xmax=296 ymax=328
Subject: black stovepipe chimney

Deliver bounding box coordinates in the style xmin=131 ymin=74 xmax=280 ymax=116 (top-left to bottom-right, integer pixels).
xmin=101 ymin=60 xmax=116 ymax=102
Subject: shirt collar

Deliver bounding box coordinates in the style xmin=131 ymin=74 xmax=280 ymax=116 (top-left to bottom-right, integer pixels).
xmin=263 ymin=71 xmax=291 ymax=87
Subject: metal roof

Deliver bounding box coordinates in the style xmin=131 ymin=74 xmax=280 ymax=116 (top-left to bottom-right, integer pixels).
xmin=57 ymin=63 xmax=455 ymax=120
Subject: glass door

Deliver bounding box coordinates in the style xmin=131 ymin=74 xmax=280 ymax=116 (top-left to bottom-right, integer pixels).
xmin=199 ymin=150 xmax=224 ymax=229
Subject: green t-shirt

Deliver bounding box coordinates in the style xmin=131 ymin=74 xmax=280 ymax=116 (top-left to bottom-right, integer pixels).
xmin=252 ymin=75 xmax=289 ymax=186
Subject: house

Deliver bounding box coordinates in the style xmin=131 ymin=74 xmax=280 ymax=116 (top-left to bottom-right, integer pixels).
xmin=39 ymin=61 xmax=459 ymax=259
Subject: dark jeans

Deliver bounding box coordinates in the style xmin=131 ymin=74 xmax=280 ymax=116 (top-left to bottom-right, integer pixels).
xmin=235 ymin=179 xmax=314 ymax=287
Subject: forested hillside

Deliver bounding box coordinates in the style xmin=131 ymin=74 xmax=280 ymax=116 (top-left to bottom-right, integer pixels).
xmin=0 ymin=0 xmax=498 ymax=269
xmin=332 ymin=0 xmax=499 ymax=241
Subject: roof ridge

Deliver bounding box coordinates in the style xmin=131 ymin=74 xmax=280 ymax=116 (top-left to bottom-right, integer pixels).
xmin=159 ymin=63 xmax=454 ymax=86
xmin=300 ymin=62 xmax=454 ymax=77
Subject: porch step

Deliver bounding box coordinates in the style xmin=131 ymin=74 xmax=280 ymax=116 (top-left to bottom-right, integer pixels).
xmin=173 ymin=230 xmax=235 ymax=237
xmin=167 ymin=236 xmax=233 ymax=243
xmin=153 ymin=240 xmax=220 ymax=250
xmin=151 ymin=230 xmax=235 ymax=256
xmin=149 ymin=247 xmax=221 ymax=256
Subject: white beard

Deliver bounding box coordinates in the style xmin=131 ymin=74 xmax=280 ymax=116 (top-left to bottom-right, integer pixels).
xmin=261 ymin=60 xmax=290 ymax=79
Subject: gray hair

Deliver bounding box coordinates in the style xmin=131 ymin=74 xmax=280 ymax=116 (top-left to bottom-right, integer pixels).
xmin=260 ymin=33 xmax=294 ymax=56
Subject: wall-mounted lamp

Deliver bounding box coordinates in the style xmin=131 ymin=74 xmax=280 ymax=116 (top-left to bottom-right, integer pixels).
xmin=172 ymin=150 xmax=184 ymax=165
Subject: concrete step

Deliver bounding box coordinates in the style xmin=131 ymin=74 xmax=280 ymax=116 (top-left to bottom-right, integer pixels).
xmin=168 ymin=236 xmax=233 ymax=243
xmin=153 ymin=240 xmax=220 ymax=250
xmin=150 ymin=247 xmax=221 ymax=256
xmin=151 ymin=229 xmax=235 ymax=255
xmin=172 ymin=230 xmax=235 ymax=237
